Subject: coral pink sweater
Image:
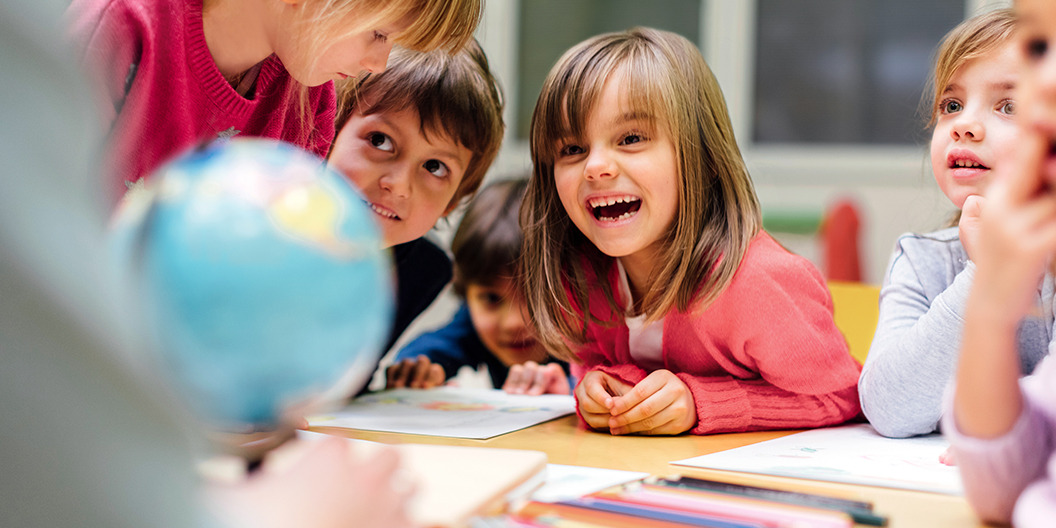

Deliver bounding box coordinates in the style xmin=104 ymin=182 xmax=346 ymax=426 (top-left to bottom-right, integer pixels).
xmin=68 ymin=0 xmax=336 ymax=201
xmin=572 ymin=232 xmax=862 ymax=434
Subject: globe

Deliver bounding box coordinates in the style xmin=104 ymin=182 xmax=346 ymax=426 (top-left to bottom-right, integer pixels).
xmin=110 ymin=138 xmax=393 ymax=430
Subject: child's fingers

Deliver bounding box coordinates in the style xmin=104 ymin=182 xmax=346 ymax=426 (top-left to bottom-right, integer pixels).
xmin=609 ymin=372 xmax=696 ymax=435
xmin=614 ymin=414 xmax=682 ymax=436
xmin=502 ymin=362 xmax=534 ymax=394
xmin=578 ymin=407 xmax=614 ymax=430
xmin=384 ymin=361 xmax=411 ymax=389
xmin=424 ymin=364 xmax=445 ymax=388
xmin=574 ymin=372 xmax=615 ymax=413
xmin=537 ymin=363 xmax=570 ymax=395
xmin=608 ymin=371 xmax=668 ymax=415
xmin=409 ymin=356 xmax=435 ymax=388
xmin=939 ymin=447 xmax=957 ymax=466
xmin=608 ymin=386 xmax=674 ymax=433
xmin=526 ymin=362 xmax=552 ymax=396
xmin=544 ymin=363 xmax=572 ymax=395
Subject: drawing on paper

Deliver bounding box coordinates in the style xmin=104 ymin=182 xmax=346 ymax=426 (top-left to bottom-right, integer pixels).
xmin=309 ymin=387 xmax=576 ymax=439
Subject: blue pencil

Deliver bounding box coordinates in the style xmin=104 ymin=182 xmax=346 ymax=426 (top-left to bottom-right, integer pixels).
xmin=557 ymin=497 xmax=767 ymax=528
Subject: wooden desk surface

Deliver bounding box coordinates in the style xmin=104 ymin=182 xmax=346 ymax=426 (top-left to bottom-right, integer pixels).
xmin=313 ymin=415 xmax=986 ymax=528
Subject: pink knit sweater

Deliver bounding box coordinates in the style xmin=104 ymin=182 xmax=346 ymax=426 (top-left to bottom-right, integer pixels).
xmin=571 ymin=232 xmax=862 ymax=435
xmin=68 ymin=0 xmax=336 ymax=201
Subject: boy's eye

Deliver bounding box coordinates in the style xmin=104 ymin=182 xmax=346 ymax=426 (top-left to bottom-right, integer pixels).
xmin=373 ymin=31 xmax=388 ymax=43
xmin=940 ymin=99 xmax=962 ymax=114
xmin=483 ymin=292 xmax=504 ymax=307
xmin=999 ymin=100 xmax=1015 ymax=115
xmin=367 ymin=132 xmax=394 ymax=152
xmin=559 ymin=144 xmax=584 ymax=157
xmin=423 ymin=159 xmax=450 ymax=178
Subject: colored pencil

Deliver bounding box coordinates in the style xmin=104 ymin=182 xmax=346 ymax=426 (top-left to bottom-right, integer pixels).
xmin=518 ymin=500 xmax=759 ymax=528
xmin=558 ymin=497 xmax=767 ymax=528
xmin=595 ymin=486 xmax=852 ymax=528
xmin=657 ymin=476 xmax=887 ymax=526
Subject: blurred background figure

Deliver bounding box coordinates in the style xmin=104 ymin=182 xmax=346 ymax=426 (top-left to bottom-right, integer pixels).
xmin=1 ymin=2 xmax=414 ymax=528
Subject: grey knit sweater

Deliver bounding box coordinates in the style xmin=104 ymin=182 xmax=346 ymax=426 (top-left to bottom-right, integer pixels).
xmin=859 ymin=227 xmax=1053 ymax=438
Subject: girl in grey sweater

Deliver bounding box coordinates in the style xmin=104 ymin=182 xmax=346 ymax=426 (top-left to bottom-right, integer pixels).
xmin=858 ymin=8 xmax=1054 ymax=438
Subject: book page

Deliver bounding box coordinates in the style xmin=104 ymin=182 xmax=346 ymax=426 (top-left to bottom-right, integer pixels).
xmin=308 ymin=387 xmax=575 ymax=439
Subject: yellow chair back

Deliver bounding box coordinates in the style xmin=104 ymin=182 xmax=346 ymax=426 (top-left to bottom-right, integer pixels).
xmin=827 ymin=281 xmax=880 ymax=365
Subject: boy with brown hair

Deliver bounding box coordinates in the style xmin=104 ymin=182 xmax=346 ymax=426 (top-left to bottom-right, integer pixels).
xmin=328 ymin=37 xmax=505 ymax=361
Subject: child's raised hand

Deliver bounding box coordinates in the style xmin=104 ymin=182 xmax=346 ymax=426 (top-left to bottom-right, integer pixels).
xmin=385 ymin=355 xmax=446 ymax=389
xmin=574 ymin=370 xmax=633 ymax=430
xmin=606 ymin=369 xmax=697 ymax=436
xmin=503 ymin=362 xmax=570 ymax=395
xmin=974 ymin=133 xmax=1056 ymax=318
xmin=958 ymin=194 xmax=986 ymax=261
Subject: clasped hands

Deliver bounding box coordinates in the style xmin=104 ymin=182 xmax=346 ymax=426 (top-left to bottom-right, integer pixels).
xmin=575 ymin=369 xmax=696 ymax=436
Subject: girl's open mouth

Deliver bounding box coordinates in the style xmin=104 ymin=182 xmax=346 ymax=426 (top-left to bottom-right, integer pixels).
xmin=588 ymin=195 xmax=642 ymax=221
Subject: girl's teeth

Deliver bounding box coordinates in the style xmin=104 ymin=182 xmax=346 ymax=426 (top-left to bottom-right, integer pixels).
xmin=599 ymin=211 xmax=636 ymax=222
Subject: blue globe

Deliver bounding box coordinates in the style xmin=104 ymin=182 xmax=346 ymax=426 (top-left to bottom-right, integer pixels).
xmin=111 ymin=138 xmax=393 ymax=429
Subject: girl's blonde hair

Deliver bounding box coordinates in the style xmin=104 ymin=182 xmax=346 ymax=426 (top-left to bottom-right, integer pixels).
xmin=523 ymin=27 xmax=761 ymax=361
xmin=926 ymin=8 xmax=1017 ymax=127
xmin=204 ymin=0 xmax=483 ymax=152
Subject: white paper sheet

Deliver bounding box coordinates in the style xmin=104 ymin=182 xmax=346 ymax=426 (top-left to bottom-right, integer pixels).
xmin=672 ymin=424 xmax=963 ymax=495
xmin=531 ymin=464 xmax=650 ymax=502
xmin=308 ymin=387 xmax=575 ymax=439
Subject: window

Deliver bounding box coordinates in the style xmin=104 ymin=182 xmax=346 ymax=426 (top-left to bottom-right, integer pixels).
xmin=482 ymin=0 xmax=1007 ymax=184
xmin=753 ymin=0 xmax=964 ymax=145
xmin=515 ymin=0 xmax=701 ymax=140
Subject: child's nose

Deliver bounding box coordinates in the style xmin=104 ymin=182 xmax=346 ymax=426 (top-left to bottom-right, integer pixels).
xmin=951 ymin=111 xmax=985 ymax=141
xmin=584 ymin=148 xmax=616 ymax=180
xmin=500 ymin=302 xmax=529 ymax=332
xmin=361 ymin=41 xmax=393 ymax=74
xmin=379 ymin=165 xmax=411 ymax=197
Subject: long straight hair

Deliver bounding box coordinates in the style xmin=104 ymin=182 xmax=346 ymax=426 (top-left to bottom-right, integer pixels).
xmin=203 ymin=0 xmax=483 ymax=150
xmin=523 ymin=27 xmax=761 ymax=361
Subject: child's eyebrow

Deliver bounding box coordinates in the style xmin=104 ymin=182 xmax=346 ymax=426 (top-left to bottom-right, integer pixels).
xmin=607 ymin=111 xmax=654 ymax=127
xmin=943 ymin=80 xmax=1017 ymax=95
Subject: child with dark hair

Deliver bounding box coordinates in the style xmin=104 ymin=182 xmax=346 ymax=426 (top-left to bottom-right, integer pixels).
xmin=386 ymin=178 xmax=570 ymax=395
xmin=327 ymin=37 xmax=505 ymax=357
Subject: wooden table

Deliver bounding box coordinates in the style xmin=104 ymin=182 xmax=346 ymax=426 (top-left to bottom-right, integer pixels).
xmin=313 ymin=414 xmax=985 ymax=528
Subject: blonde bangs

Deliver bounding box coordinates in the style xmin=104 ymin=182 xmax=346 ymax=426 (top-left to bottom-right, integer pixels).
xmin=396 ymin=0 xmax=482 ymax=52
xmin=298 ymin=0 xmax=481 ymax=55
xmin=532 ymin=42 xmax=672 ymax=168
xmin=927 ymin=8 xmax=1016 ymax=127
